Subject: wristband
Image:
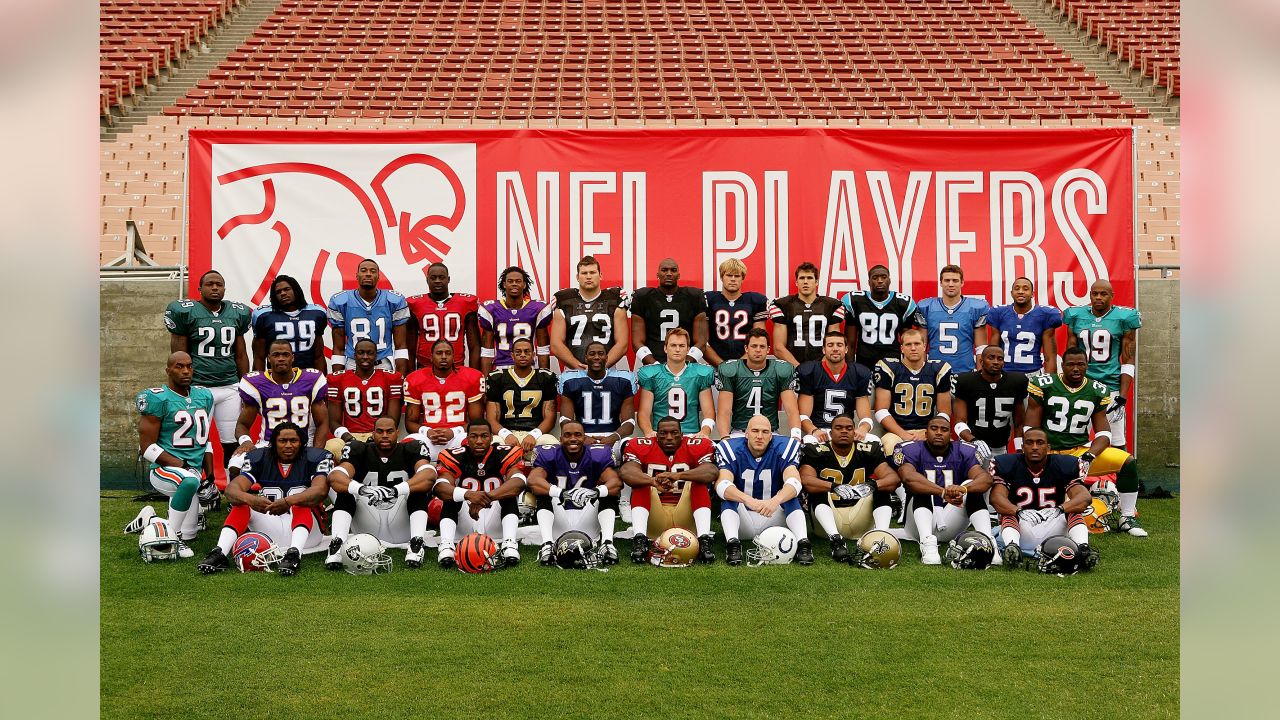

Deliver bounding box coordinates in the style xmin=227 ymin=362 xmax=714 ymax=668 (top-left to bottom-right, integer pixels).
xmin=634 ymin=346 xmax=653 ymax=363
xmin=393 ymin=348 xmax=410 ymax=360
xmin=333 ymin=426 xmax=350 ymax=440
xmin=480 ymin=347 xmax=496 ymax=358
xmin=394 ymin=481 xmax=410 ymax=497
xmin=143 ymin=443 xmax=165 ymax=463
xmin=858 ymin=417 xmax=874 ymax=429
xmin=975 ymin=344 xmax=987 ymax=357
xmin=1013 ymin=437 xmax=1023 ymax=451
xmin=715 ymin=478 xmax=733 ymax=499
xmin=701 ymin=418 xmax=716 ymax=431
xmin=953 ymin=422 xmax=971 ymax=437
xmin=237 ymin=434 xmax=253 ymax=446
xmin=1112 ymin=396 xmax=1127 ymax=408
xmin=347 ymin=480 xmax=363 ymax=496
xmin=331 ymin=355 xmax=347 ymax=369
xmin=497 ymin=428 xmax=513 ymax=442
xmin=687 ymin=346 xmax=704 ymax=363
xmin=536 ymin=345 xmax=550 ymax=356
xmin=331 ymin=465 xmax=350 ymax=478
xmin=529 ymin=428 xmax=543 ymax=441
xmin=873 ymin=409 xmax=890 ymax=424
xmin=1080 ymin=451 xmax=1097 ymax=462
xmin=1093 ymin=430 xmax=1112 ymax=442
xmin=596 ymin=485 xmax=609 ymax=498
xmin=548 ymin=485 xmax=562 ymax=499
xmin=452 ymin=487 xmax=468 ymax=502
xmin=790 ymin=427 xmax=803 ymax=439
xmin=511 ymin=472 xmax=528 ymax=486
xmin=784 ymin=476 xmax=803 ymax=493
xmin=617 ymin=419 xmax=635 ymax=435
xmin=798 ymin=414 xmax=811 ymax=423
xmin=1120 ymin=363 xmax=1135 ymax=378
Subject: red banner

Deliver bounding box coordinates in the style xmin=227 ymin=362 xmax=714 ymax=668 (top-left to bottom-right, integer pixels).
xmin=187 ymin=127 xmax=1134 ymax=311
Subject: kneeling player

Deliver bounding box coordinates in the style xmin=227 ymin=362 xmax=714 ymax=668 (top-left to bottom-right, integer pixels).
xmin=799 ymin=414 xmax=901 ymax=562
xmin=197 ymin=422 xmax=331 ymax=576
xmin=989 ymin=428 xmax=1098 ymax=569
xmin=890 ymin=416 xmax=995 ymax=565
xmin=435 ymin=420 xmax=528 ymax=569
xmin=526 ymin=421 xmax=623 ymax=565
xmin=714 ymin=415 xmax=811 ymax=565
xmin=618 ymin=416 xmax=718 ymax=563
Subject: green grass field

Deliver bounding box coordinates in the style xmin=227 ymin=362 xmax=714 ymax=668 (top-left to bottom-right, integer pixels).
xmin=101 ymin=492 xmax=1179 ymax=720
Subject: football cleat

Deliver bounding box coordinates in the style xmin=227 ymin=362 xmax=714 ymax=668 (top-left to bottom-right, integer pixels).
xmin=500 ymin=538 xmax=521 ymax=567
xmin=197 ymin=547 xmax=229 ymax=574
xmin=195 ymin=511 xmax=208 ymax=532
xmin=630 ymin=534 xmax=651 ymax=564
xmin=538 ymin=541 xmax=555 ymax=566
xmin=1001 ymin=542 xmax=1024 ymax=570
xmin=278 ymin=547 xmax=301 ymax=576
xmin=1079 ymin=542 xmax=1100 ymax=571
xmin=795 ymin=538 xmax=814 ymax=566
xmin=404 ymin=536 xmax=426 ymax=569
xmin=124 ymin=505 xmax=157 ymax=534
xmin=725 ymin=538 xmax=744 ymax=566
xmin=176 ymin=540 xmax=194 ymax=559
xmin=599 ymin=540 xmax=619 ymax=566
xmin=829 ymin=534 xmax=850 ymax=564
xmin=919 ymin=534 xmax=942 ymax=565
xmin=889 ymin=491 xmax=905 ymax=524
xmin=697 ymin=534 xmax=716 ymax=564
xmin=437 ymin=542 xmax=456 ymax=570
xmin=325 ymin=538 xmax=344 ymax=570
xmin=1117 ymin=515 xmax=1149 ymax=537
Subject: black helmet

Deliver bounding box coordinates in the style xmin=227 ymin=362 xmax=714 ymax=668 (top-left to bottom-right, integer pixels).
xmin=944 ymin=531 xmax=995 ymax=569
xmin=553 ymin=530 xmax=599 ymax=570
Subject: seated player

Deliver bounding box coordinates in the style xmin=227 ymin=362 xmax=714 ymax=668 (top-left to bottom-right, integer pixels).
xmin=128 ymin=351 xmax=215 ymax=557
xmin=525 ymin=421 xmax=623 ymax=565
xmin=325 ymin=338 xmax=403 ymax=459
xmin=197 ymin=422 xmax=331 ymax=576
xmin=890 ymin=416 xmax=995 ymax=566
xmin=873 ymin=327 xmax=952 ymax=453
xmin=989 ymin=428 xmax=1098 ymax=569
xmin=486 ymin=337 xmax=559 ymax=457
xmin=950 ymin=344 xmax=1027 ymax=464
xmin=1025 ymin=346 xmax=1146 ymax=537
xmin=795 ymin=330 xmax=875 ymax=443
xmin=799 ymin=414 xmax=901 ymax=562
xmin=324 ymin=417 xmax=463 ymax=570
xmin=404 ymin=339 xmax=485 ymax=459
xmin=435 ymin=420 xmax=528 ymax=569
xmin=558 ymin=340 xmax=638 ymax=452
xmin=714 ymin=415 xmax=812 ymax=566
xmin=715 ymin=328 xmax=799 ymax=438
xmin=618 ymin=416 xmax=718 ymax=564
xmin=232 ymin=340 xmax=329 ymax=457
xmin=636 ymin=328 xmax=715 ymax=438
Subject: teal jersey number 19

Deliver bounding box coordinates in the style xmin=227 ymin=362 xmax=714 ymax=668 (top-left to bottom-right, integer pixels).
xmin=165 ymin=299 xmax=252 ymax=386
xmin=1062 ymin=305 xmax=1141 ymax=391
xmin=136 ymin=385 xmax=215 ymax=469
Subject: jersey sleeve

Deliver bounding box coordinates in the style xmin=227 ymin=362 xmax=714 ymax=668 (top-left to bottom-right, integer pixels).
xmin=1043 ymin=306 xmax=1063 ymax=330
xmin=234 ymin=304 xmax=252 ymax=334
xmin=498 ymin=445 xmax=525 ymax=477
xmin=1025 ymin=374 xmax=1050 ymax=405
xmin=973 ymin=299 xmax=991 ymax=328
xmin=464 ymin=371 xmax=483 ymax=403
xmin=238 ymin=376 xmax=262 ymax=408
xmin=532 ymin=446 xmax=557 ymax=472
xmin=777 ymin=361 xmax=797 ymax=389
xmin=751 ymin=294 xmax=770 ymax=322
xmin=636 ymin=365 xmax=656 ymax=392
xmin=936 ymin=363 xmax=954 ymax=394
xmin=766 ymin=298 xmax=785 ymax=320
xmin=485 ymin=371 xmax=504 ymax=402
xmin=476 ymin=303 xmax=495 ymax=332
xmin=435 ymin=448 xmax=463 ymax=478
xmin=389 ymin=293 xmax=410 ymax=326
xmin=163 ymin=302 xmax=188 ymax=335
xmin=326 ymin=294 xmax=345 ymax=328
xmin=830 ymin=301 xmax=847 ymax=322
xmin=533 ymin=302 xmax=554 ymax=329
xmin=688 ymin=438 xmax=716 ymax=466
xmin=861 ymin=439 xmax=887 ymax=467
xmin=990 ymin=454 xmax=1015 ymax=486
xmin=1094 ymin=382 xmax=1114 ymax=413
xmin=326 ymin=373 xmax=342 ymax=400
xmin=690 ymin=288 xmax=708 ymax=315
xmin=902 ymin=296 xmax=924 ymax=327
xmin=135 ymin=389 xmax=164 ymax=417
xmin=622 ymin=438 xmax=647 ymax=465
xmin=386 ymin=372 xmax=405 ymax=399
xmin=714 ymin=439 xmax=741 ymax=471
xmin=402 ymin=375 xmax=421 ymax=405
xmin=778 ymin=435 xmax=801 ymax=468
xmin=873 ymin=360 xmax=895 ymax=390
xmin=309 ymin=373 xmax=328 ymax=402
xmin=1123 ymin=307 xmax=1143 ymax=332
xmin=252 ymin=307 xmax=271 ymax=336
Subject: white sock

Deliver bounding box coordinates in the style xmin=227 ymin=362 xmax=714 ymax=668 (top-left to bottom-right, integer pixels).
xmin=785 ymin=508 xmax=808 ymax=540
xmin=167 ymin=505 xmax=190 ymax=538
xmin=970 ymin=509 xmax=993 ymax=538
xmin=439 ymin=517 xmax=457 ymax=548
xmin=501 ymin=512 xmax=518 ymax=544
xmin=409 ymin=510 xmax=428 ymax=541
xmin=1001 ymin=527 xmax=1021 ymax=547
xmin=181 ymin=505 xmax=200 ymax=540
xmin=814 ymin=504 xmax=840 ymax=537
xmin=290 ymin=525 xmax=310 ymax=551
xmin=872 ymin=505 xmax=892 ymax=531
xmin=693 ymin=506 xmax=712 ymax=537
xmin=721 ymin=509 xmax=740 ymax=540
xmin=1069 ymin=524 xmax=1089 ymax=545
xmin=217 ymin=527 xmax=238 ymax=555
xmin=621 ymin=484 xmax=632 ymax=505
xmin=598 ymin=508 xmax=616 ymax=542
xmin=537 ymin=509 xmax=555 ymax=544
xmin=913 ymin=506 xmax=935 ymax=541
xmin=631 ymin=506 xmax=650 ymax=536
xmin=1119 ymin=491 xmax=1139 ymax=516
xmin=330 ymin=509 xmax=352 ymax=542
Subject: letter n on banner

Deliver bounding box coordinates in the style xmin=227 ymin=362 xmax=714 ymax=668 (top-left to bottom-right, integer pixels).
xmin=496 ymin=171 xmax=559 ymax=301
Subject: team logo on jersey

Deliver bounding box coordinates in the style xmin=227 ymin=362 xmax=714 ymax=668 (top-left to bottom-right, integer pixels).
xmin=893 ymin=448 xmax=905 ymax=466
xmin=136 ymin=395 xmax=148 ymax=413
xmin=163 ymin=313 xmax=176 ymax=331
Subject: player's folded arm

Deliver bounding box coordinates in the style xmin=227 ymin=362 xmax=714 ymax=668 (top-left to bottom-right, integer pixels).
xmin=618 ymin=458 xmax=654 ymax=488
xmin=898 ymin=462 xmax=941 ymax=496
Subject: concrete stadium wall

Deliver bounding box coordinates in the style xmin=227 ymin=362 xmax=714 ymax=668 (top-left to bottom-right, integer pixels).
xmin=1135 ymin=278 xmax=1180 ymax=489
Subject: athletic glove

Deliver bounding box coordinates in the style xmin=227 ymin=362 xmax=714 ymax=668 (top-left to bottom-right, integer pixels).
xmin=832 ymin=483 xmax=860 ymax=501
xmin=564 ymin=487 xmax=597 ymax=507
xmin=1078 ymin=451 xmax=1096 ymax=479
xmin=972 ymin=440 xmax=993 ymax=467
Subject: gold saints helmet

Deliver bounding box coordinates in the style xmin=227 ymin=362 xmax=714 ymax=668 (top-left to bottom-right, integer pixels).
xmin=854 ymin=529 xmax=901 ymax=569
xmin=650 ymin=527 xmax=700 ymax=567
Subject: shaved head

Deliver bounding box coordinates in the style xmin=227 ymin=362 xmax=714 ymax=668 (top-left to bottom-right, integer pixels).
xmin=166 ymin=351 xmax=192 ymax=367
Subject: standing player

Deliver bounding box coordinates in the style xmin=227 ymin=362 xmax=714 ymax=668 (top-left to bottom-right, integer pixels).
xmin=636 ymin=329 xmax=715 ymax=437
xmin=549 ymin=256 xmax=630 ymax=370
xmin=325 ymin=338 xmax=403 ymax=459
xmin=917 ymin=265 xmax=989 ymax=374
xmin=704 ymin=258 xmax=769 ymax=367
xmin=890 ymin=416 xmax=995 ymax=565
xmin=436 ymin=421 xmax=527 ymax=568
xmin=328 ymin=258 xmax=411 ymax=374
xmin=526 ymin=421 xmax=623 ymax=565
xmin=873 ymin=328 xmax=953 ymax=452
xmin=405 ymin=262 xmax=480 ymax=371
xmin=628 ymin=258 xmax=709 ymax=365
xmin=558 ymin=341 xmax=637 ymax=448
xmin=619 ymin=417 xmax=719 ymax=563
xmin=404 ymin=340 xmax=486 ymax=459
xmin=251 ymin=275 xmax=328 ymax=372
xmin=1025 ymin=347 xmax=1147 ymax=536
xmin=841 ymin=264 xmax=924 ymax=372
xmin=769 ymin=262 xmax=846 ymax=367
xmin=799 ymin=414 xmax=901 ymax=562
xmin=795 ymin=330 xmax=875 ymax=443
xmin=165 ymin=269 xmax=252 ymax=464
xmin=1063 ymin=279 xmax=1141 ymax=450
xmin=990 ymin=428 xmax=1098 ymax=569
xmin=486 ymin=338 xmax=559 ymax=456
xmin=128 ymin=351 xmax=215 ymax=556
xmin=951 ymin=345 xmax=1027 ymax=465
xmin=715 ymin=329 xmax=799 ymax=437
xmin=985 ymin=276 xmax=1062 ymax=375
xmin=232 ymin=340 xmax=329 ymax=454
xmin=478 ymin=266 xmax=553 ymax=373
xmin=714 ymin=415 xmax=812 ymax=566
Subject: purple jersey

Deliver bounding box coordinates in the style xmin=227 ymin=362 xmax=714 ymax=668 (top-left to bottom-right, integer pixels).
xmin=237 ymin=368 xmax=328 ymax=441
xmin=533 ymin=444 xmax=615 ymax=506
xmin=890 ymin=440 xmax=979 ymax=508
xmin=478 ymin=298 xmax=552 ymax=368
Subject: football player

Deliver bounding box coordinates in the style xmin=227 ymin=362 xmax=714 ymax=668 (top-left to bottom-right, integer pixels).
xmin=325 ymin=337 xmax=403 ymax=459
xmin=251 ymin=274 xmax=328 ymax=372
xmin=873 ymin=327 xmax=953 ymax=452
xmin=795 ymin=330 xmax=875 ymax=443
xmin=327 ymin=258 xmax=411 ymax=374
xmin=714 ymin=415 xmax=812 ymax=566
xmin=619 ymin=416 xmax=719 ymax=563
xmin=232 ymin=340 xmax=329 ymax=457
xmin=768 ymin=261 xmax=846 ymax=366
xmin=985 ymin=276 xmax=1062 ymax=375
xmin=704 ymin=258 xmax=769 ymax=366
xmin=526 ymin=420 xmax=623 ymax=565
xmin=405 ymin=262 xmax=480 ymax=370
xmin=636 ymin=328 xmax=716 ymax=437
xmin=799 ymin=414 xmax=901 ymax=562
xmin=548 ymin=255 xmax=630 ymax=370
xmin=404 ymin=339 xmax=486 ymax=459
xmin=840 ymin=264 xmax=924 ymax=371
xmin=478 ymin=266 xmax=553 ymax=373
xmin=917 ymin=264 xmax=989 ymax=374
xmin=436 ymin=420 xmax=528 ymax=568
xmin=486 ymin=337 xmax=559 ymax=456
xmin=1025 ymin=346 xmax=1146 ymax=536
xmin=129 ymin=351 xmax=215 ymax=557
xmin=990 ymin=428 xmax=1098 ymax=568
xmin=890 ymin=415 xmax=995 ymax=565
xmin=628 ymin=257 xmax=709 ymax=365
xmin=165 ymin=269 xmax=252 ymax=464
xmin=1063 ymin=279 xmax=1141 ymax=450
xmin=324 ymin=417 xmax=458 ymax=569
xmin=558 ymin=341 xmax=637 ymax=448
xmin=197 ymin=422 xmax=331 ymax=576
xmin=715 ymin=328 xmax=799 ymax=437
xmin=951 ymin=345 xmax=1027 ymax=465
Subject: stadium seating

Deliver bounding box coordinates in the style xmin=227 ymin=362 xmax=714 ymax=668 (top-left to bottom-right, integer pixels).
xmin=1052 ymin=0 xmax=1179 ymax=97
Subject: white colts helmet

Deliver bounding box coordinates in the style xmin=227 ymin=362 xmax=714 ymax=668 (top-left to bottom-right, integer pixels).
xmin=138 ymin=518 xmax=180 ymax=562
xmin=341 ymin=533 xmax=393 ymax=575
xmin=747 ymin=526 xmax=798 ymax=566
